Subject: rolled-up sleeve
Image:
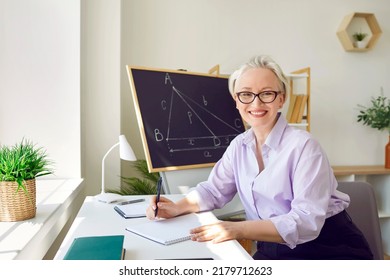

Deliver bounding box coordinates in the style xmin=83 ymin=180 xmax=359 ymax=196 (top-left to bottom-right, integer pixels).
xmin=269 ymin=139 xmax=343 ymax=249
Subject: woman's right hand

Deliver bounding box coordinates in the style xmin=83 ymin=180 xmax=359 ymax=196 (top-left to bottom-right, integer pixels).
xmin=146 ymin=196 xmax=180 ymax=220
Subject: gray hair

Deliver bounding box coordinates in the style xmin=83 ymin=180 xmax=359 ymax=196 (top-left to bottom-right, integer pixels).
xmin=228 ymin=55 xmax=289 ymax=97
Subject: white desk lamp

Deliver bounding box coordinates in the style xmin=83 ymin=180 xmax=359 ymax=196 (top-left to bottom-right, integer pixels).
xmin=95 ymin=135 xmax=136 ymax=203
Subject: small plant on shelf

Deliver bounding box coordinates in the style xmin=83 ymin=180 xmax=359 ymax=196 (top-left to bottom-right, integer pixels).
xmin=352 ymin=32 xmax=368 ymax=42
xmin=352 ymin=31 xmax=369 ymax=48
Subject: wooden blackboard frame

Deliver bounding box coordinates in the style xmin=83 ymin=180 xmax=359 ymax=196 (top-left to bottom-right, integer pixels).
xmin=126 ymin=66 xmax=246 ymax=172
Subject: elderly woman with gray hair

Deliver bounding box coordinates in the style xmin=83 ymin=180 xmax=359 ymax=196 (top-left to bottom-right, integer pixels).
xmin=147 ymin=55 xmax=373 ymax=260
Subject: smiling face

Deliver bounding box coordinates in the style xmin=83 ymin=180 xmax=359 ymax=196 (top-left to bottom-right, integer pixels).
xmin=234 ymin=68 xmax=285 ymax=132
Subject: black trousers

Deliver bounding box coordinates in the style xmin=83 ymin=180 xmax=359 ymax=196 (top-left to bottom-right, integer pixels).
xmin=253 ymin=210 xmax=374 ymax=260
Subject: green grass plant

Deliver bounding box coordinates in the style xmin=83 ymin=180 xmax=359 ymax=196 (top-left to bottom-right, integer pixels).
xmin=0 ymin=139 xmax=53 ymax=197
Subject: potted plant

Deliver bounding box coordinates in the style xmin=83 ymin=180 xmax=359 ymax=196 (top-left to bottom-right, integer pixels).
xmin=352 ymin=31 xmax=368 ymax=48
xmin=0 ymin=139 xmax=53 ymax=221
xmin=357 ymin=90 xmax=390 ymax=168
xmin=107 ymin=159 xmax=159 ymax=195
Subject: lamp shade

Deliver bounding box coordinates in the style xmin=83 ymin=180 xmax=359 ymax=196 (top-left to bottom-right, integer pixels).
xmin=119 ymin=135 xmax=136 ymax=161
xmin=96 ymin=134 xmax=137 ymax=203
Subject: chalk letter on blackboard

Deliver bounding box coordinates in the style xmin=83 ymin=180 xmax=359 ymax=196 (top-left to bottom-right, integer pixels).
xmin=187 ymin=111 xmax=193 ymax=124
xmin=154 ymin=129 xmax=164 ymax=142
xmin=188 ymin=139 xmax=195 ymax=146
xmin=204 ymin=151 xmax=212 ymax=158
xmin=202 ymin=95 xmax=208 ymax=106
xmin=213 ymin=137 xmax=221 ymax=147
xmin=165 ymin=73 xmax=172 ymax=85
xmin=161 ymin=100 xmax=167 ymax=110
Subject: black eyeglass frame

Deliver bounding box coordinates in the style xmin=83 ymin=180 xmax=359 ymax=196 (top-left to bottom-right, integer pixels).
xmin=236 ymin=91 xmax=282 ymax=104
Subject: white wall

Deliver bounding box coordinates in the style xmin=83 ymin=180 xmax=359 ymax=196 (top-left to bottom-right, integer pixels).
xmin=0 ymin=0 xmax=81 ymax=178
xmin=121 ymin=0 xmax=390 ymax=188
xmin=81 ymin=0 xmax=122 ymax=196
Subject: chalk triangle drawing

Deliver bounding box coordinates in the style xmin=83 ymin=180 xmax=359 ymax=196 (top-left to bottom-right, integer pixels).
xmin=164 ymin=74 xmax=243 ymax=154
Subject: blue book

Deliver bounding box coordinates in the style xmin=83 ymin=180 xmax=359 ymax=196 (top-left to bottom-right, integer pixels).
xmin=63 ymin=235 xmax=125 ymax=260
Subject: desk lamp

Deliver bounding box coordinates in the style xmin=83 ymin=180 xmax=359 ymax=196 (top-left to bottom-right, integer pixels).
xmin=95 ymin=135 xmax=136 ymax=203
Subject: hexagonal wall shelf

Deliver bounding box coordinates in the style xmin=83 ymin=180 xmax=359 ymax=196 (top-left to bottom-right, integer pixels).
xmin=337 ymin=12 xmax=382 ymax=52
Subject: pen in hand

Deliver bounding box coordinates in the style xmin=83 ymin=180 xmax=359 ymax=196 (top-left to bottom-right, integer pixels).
xmin=154 ymin=177 xmax=162 ymax=217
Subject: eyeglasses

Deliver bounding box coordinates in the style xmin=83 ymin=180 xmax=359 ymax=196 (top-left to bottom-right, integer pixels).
xmin=236 ymin=91 xmax=281 ymax=104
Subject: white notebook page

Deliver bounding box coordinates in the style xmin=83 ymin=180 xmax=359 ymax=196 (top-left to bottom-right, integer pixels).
xmin=125 ymin=213 xmax=205 ymax=245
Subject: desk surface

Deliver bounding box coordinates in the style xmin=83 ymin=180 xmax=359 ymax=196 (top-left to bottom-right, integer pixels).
xmin=0 ymin=178 xmax=84 ymax=260
xmin=54 ymin=195 xmax=253 ymax=260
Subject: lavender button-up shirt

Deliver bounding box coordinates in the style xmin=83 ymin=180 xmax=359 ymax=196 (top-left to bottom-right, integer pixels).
xmin=188 ymin=113 xmax=349 ymax=248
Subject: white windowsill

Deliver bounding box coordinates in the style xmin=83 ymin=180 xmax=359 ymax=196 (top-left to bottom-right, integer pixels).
xmin=0 ymin=178 xmax=85 ymax=260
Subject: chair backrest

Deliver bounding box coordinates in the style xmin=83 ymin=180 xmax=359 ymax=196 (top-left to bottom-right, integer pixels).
xmin=337 ymin=181 xmax=384 ymax=260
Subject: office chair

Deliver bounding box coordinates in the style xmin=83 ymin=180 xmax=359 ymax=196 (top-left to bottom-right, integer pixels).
xmin=337 ymin=181 xmax=384 ymax=260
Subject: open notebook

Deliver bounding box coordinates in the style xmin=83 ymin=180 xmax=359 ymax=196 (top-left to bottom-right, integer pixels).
xmin=125 ymin=213 xmax=203 ymax=245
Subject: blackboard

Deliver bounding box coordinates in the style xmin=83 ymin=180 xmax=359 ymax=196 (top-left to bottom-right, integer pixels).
xmin=127 ymin=66 xmax=246 ymax=172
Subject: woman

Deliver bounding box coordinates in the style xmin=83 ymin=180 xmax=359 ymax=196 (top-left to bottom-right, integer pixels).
xmin=146 ymin=55 xmax=373 ymax=260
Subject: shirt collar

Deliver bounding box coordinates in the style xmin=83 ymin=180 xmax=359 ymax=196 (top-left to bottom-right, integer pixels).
xmin=242 ymin=112 xmax=288 ymax=150
xmin=265 ymin=112 xmax=288 ymax=150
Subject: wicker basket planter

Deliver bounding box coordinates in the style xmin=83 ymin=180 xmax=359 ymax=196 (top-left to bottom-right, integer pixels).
xmin=0 ymin=179 xmax=36 ymax=222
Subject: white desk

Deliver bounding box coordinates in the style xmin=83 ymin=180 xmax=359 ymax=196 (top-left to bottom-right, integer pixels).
xmin=0 ymin=178 xmax=85 ymax=260
xmin=54 ymin=195 xmax=253 ymax=260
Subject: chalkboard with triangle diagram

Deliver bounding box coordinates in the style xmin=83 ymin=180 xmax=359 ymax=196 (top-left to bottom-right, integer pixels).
xmin=126 ymin=66 xmax=246 ymax=172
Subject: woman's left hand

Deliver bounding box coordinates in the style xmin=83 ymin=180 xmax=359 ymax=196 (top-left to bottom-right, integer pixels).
xmin=190 ymin=221 xmax=242 ymax=243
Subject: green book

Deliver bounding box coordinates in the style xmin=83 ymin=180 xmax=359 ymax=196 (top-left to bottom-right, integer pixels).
xmin=63 ymin=235 xmax=125 ymax=260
